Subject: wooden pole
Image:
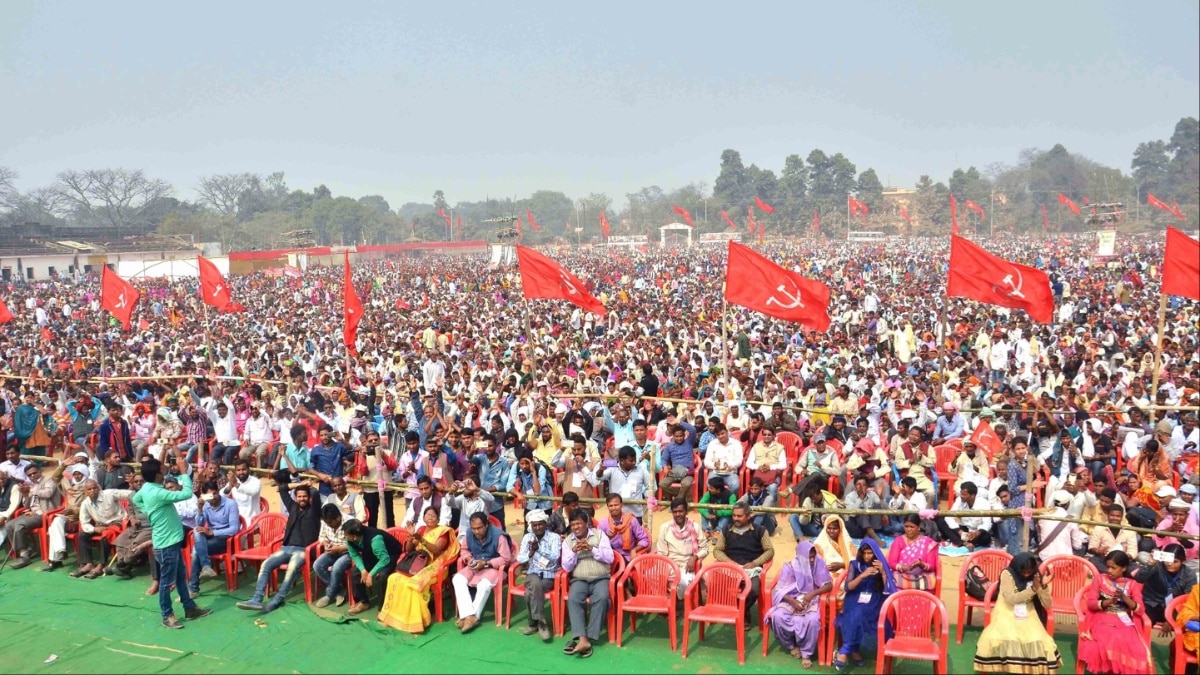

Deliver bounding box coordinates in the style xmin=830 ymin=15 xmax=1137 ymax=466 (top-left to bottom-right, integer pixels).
xmin=721 ymin=295 xmax=730 ymax=393
xmin=1148 ymin=292 xmax=1168 ymax=426
xmin=1021 ymin=453 xmax=1036 ymax=551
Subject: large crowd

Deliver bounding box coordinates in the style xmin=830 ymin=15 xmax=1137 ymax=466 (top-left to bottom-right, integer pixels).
xmin=0 ymin=232 xmax=1198 ymax=673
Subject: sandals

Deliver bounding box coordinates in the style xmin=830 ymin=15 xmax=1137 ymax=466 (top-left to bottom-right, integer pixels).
xmin=561 ymin=638 xmax=579 ymax=655
xmin=84 ymin=570 xmax=102 ymax=580
xmin=577 ymin=646 xmax=593 ymax=658
xmin=69 ymin=568 xmax=89 ymax=578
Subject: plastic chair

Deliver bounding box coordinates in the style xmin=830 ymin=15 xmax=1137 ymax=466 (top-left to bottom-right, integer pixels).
xmin=934 ymin=444 xmax=959 ymax=504
xmin=1073 ymin=586 xmax=1152 ymax=667
xmin=555 ymin=556 xmax=624 ymax=638
xmin=776 ymin=431 xmax=803 ymax=467
xmin=258 ymin=496 xmax=270 ymax=514
xmin=819 ymin=570 xmax=848 ymax=664
xmin=232 ymin=513 xmax=285 ymax=589
xmin=270 ymin=540 xmax=321 ymax=603
xmin=955 ymin=549 xmax=1011 ymax=643
xmin=682 ymin=562 xmax=751 ymax=665
xmin=1166 ymin=593 xmax=1197 ymax=673
xmin=1038 ymin=555 xmax=1097 ymax=635
xmin=876 ymin=589 xmax=949 ymax=675
xmin=206 ymin=516 xmax=247 ymax=591
xmin=505 ymin=561 xmax=562 ymax=632
xmin=657 ymin=452 xmax=701 ymax=502
xmin=37 ymin=507 xmax=68 ymax=563
xmin=614 ymin=553 xmax=680 ymax=650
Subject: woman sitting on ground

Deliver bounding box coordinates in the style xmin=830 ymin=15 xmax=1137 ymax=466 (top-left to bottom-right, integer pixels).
xmin=973 ymin=552 xmax=1062 ymax=674
xmin=376 ymin=506 xmax=459 ymax=633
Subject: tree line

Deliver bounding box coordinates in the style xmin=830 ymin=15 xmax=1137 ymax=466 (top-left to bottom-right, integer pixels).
xmin=0 ymin=116 xmax=1194 ymax=249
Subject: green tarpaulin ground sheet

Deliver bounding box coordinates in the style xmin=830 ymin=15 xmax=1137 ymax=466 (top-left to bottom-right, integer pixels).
xmin=0 ymin=566 xmax=1171 ymax=674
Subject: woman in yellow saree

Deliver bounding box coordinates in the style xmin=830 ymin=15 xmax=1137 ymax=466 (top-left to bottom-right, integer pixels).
xmin=377 ymin=506 xmax=460 ymax=633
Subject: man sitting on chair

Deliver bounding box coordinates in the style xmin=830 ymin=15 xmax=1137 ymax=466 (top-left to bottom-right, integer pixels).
xmin=713 ymin=503 xmax=774 ymax=625
xmin=560 ymin=509 xmax=615 ymax=659
xmin=517 ymin=509 xmax=561 ymax=641
xmin=236 ymin=476 xmax=321 ymax=613
xmin=452 ymin=512 xmax=514 ymax=634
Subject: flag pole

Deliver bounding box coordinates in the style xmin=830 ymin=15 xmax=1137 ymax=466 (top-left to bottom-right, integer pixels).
xmin=1148 ymin=292 xmax=1169 ymax=426
xmin=721 ymin=294 xmax=730 ymax=393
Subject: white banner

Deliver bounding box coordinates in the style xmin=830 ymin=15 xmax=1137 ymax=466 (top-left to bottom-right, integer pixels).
xmin=698 ymin=232 xmax=743 ymax=243
xmin=607 ymin=235 xmax=647 ymax=244
xmin=1096 ymin=230 xmax=1116 ymax=256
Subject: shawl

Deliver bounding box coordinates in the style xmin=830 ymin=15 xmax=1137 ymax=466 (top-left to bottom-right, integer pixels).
xmin=814 ymin=515 xmax=853 ymax=568
xmin=605 ymin=512 xmax=635 ymax=552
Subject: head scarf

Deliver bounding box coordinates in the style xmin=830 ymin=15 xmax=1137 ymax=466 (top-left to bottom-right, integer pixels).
xmin=851 ymin=538 xmax=897 ymax=595
xmin=1006 ymin=552 xmax=1040 ymax=592
xmin=790 ymin=541 xmax=819 ymax=591
xmin=814 ymin=514 xmax=853 ymax=568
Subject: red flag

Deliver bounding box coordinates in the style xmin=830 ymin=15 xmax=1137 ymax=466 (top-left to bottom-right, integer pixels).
xmin=848 ymin=196 xmax=869 ymax=225
xmin=950 ymin=194 xmax=960 ymax=235
xmin=0 ymin=298 xmax=12 ymax=324
xmin=672 ymin=205 xmax=695 ymax=227
xmin=197 ymin=255 xmax=231 ymax=310
xmin=516 ymin=245 xmax=606 ymax=315
xmin=964 ymin=199 xmax=986 ymax=220
xmin=720 ymin=210 xmax=738 ymax=230
xmin=1172 ymin=199 xmax=1185 ymax=220
xmin=515 ymin=215 xmax=522 ymax=235
xmin=812 ymin=209 xmax=820 ymax=234
xmin=947 ymin=234 xmax=1054 ymax=323
xmin=725 ymin=241 xmax=830 ymax=331
xmin=526 ymin=209 xmax=542 ymax=232
xmin=220 ymin=302 xmax=246 ymax=313
xmin=343 ymin=253 xmax=363 ymax=356
xmin=395 ymin=298 xmax=411 ymax=310
xmin=899 ymin=205 xmax=913 ymax=225
xmin=456 ymin=213 xmax=463 ymax=236
xmin=754 ymin=196 xmax=775 ymax=214
xmin=970 ymin=420 xmax=1004 ymax=459
xmin=1042 ymin=204 xmax=1050 ymax=231
xmin=1057 ymin=193 xmax=1082 ymax=216
xmin=746 ymin=205 xmax=756 ymax=235
xmin=599 ymin=211 xmax=611 ymax=238
xmin=1163 ymin=226 xmax=1200 ymax=300
xmin=1147 ymin=193 xmax=1185 ymax=220
xmin=100 ymin=266 xmax=140 ymax=330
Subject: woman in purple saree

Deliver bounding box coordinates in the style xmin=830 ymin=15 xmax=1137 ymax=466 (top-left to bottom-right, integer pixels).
xmin=766 ymin=540 xmax=833 ymax=667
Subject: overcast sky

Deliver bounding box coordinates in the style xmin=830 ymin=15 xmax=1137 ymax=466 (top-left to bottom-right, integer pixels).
xmin=2 ymin=0 xmax=1197 ymax=209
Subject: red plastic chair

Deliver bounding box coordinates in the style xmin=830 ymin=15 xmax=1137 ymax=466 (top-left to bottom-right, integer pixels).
xmin=819 ymin=570 xmax=849 ymax=664
xmin=37 ymin=507 xmax=67 ymax=563
xmin=451 ymin=549 xmax=506 ymax=626
xmin=505 ymin=561 xmax=562 ymax=632
xmin=955 ymin=549 xmax=1011 ymax=643
xmin=206 ymin=516 xmax=247 ymax=591
xmin=933 ymin=444 xmax=959 ymax=504
xmin=554 ymin=556 xmax=624 ymax=638
xmin=270 ymin=540 xmax=321 ymax=603
xmin=777 ymin=431 xmax=803 ymax=467
xmin=1074 ymin=586 xmax=1152 ymax=667
xmin=258 ymin=496 xmax=270 ymax=514
xmin=876 ymin=589 xmax=949 ymax=675
xmin=1166 ymin=592 xmax=1197 ymax=673
xmin=1038 ymin=555 xmax=1097 ymax=635
xmin=232 ymin=513 xmax=285 ymax=589
xmin=614 ymin=553 xmax=680 ymax=650
xmin=656 ymin=452 xmax=701 ymax=502
xmin=682 ymin=562 xmax=751 ymax=665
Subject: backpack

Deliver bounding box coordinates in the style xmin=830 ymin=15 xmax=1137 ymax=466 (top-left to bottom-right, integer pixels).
xmin=964 ymin=564 xmax=991 ymax=601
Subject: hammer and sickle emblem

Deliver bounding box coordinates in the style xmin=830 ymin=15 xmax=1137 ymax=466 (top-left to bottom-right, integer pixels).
xmin=765 ymin=281 xmax=804 ymax=309
xmin=212 ymin=283 xmax=224 ymax=298
xmin=994 ymin=268 xmax=1025 ymax=299
xmin=115 ymin=292 xmax=127 ymax=309
xmin=559 ymin=272 xmax=580 ymax=296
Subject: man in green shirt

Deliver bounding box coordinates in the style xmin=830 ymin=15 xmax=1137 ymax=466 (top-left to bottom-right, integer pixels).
xmin=342 ymin=518 xmax=402 ymax=616
xmin=131 ymin=457 xmax=212 ymax=629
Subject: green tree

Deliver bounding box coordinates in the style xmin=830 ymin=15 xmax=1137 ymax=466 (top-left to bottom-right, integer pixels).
xmin=1131 ymin=140 xmax=1171 ymax=196
xmin=713 ymin=149 xmax=750 ymax=210
xmin=856 ymin=168 xmax=885 ymax=214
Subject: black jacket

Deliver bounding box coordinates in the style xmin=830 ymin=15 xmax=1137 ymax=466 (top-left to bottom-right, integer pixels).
xmin=279 ymin=486 xmax=321 ymax=548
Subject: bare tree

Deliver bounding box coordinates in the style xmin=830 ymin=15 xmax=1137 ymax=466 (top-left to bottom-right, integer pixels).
xmin=54 ymin=168 xmax=173 ymax=233
xmin=196 ymin=172 xmax=258 ymax=217
xmin=0 ymin=167 xmax=17 ymax=211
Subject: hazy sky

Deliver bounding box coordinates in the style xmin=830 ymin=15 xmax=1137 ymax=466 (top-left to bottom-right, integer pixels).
xmin=2 ymin=0 xmax=1197 ymax=210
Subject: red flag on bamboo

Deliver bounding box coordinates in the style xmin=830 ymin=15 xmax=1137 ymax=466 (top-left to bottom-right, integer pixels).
xmin=599 ymin=211 xmax=611 ymax=237
xmin=971 ymin=420 xmax=1005 ymax=459
xmin=950 ymin=194 xmax=960 ymax=235
xmin=456 ymin=214 xmax=463 ymax=236
xmin=947 ymin=234 xmax=1054 ymax=323
xmin=1172 ymin=199 xmax=1185 ymax=220
xmin=812 ymin=209 xmax=820 ymax=234
xmin=720 ymin=210 xmax=738 ymax=230
xmin=964 ymin=199 xmax=986 ymax=220
xmin=343 ymin=253 xmax=363 ymax=356
xmin=1057 ymin=193 xmax=1082 ymax=216
xmin=526 ymin=210 xmax=542 ymax=232
xmin=1042 ymin=204 xmax=1050 ymax=231
xmin=672 ymin=205 xmax=695 ymax=227
xmin=515 ymin=215 xmax=522 ymax=236
xmin=754 ymin=196 xmax=775 ymax=214
xmin=100 ymin=266 xmax=140 ymax=330
xmin=899 ymin=205 xmax=913 ymax=226
xmin=516 ymin=245 xmax=606 ymax=315
xmin=848 ymin=196 xmax=869 ymax=225
xmin=1163 ymin=226 xmax=1200 ymax=300
xmin=746 ymin=206 xmax=756 ymax=235
xmin=1147 ymin=193 xmax=1185 ymax=220
xmin=437 ymin=207 xmax=452 ymax=230
xmin=724 ymin=241 xmax=830 ymax=331
xmin=0 ymin=298 xmax=12 ymax=324
xmin=197 ymin=255 xmax=232 ymax=310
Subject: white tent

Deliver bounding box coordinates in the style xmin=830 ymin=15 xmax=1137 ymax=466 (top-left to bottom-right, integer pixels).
xmin=658 ymin=222 xmax=693 ymax=248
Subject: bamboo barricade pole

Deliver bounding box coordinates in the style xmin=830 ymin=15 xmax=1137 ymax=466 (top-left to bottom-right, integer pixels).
xmin=44 ymin=455 xmax=1193 ymax=541
xmin=1148 ymin=292 xmax=1169 ymax=426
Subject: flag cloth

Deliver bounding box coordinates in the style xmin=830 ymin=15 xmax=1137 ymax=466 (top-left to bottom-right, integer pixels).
xmin=343 ymin=253 xmax=363 ymax=356
xmin=526 ymin=209 xmax=542 ymax=232
xmin=724 ymin=241 xmax=831 ymax=331
xmin=746 ymin=205 xmax=756 ymax=235
xmin=599 ymin=211 xmax=611 ymax=237
xmin=1163 ymin=226 xmax=1200 ymax=300
xmin=947 ymin=234 xmax=1054 ymax=323
xmin=672 ymin=205 xmax=695 ymax=227
xmin=964 ymin=199 xmax=986 ymax=220
xmin=456 ymin=213 xmax=463 ymax=236
xmin=970 ymin=420 xmax=1005 ymax=459
xmin=0 ymin=298 xmax=12 ymax=324
xmin=197 ymin=255 xmax=232 ymax=310
xmin=1042 ymin=204 xmax=1050 ymax=231
xmin=720 ymin=210 xmax=738 ymax=230
xmin=395 ymin=298 xmax=412 ymax=310
xmin=437 ymin=207 xmax=452 ymax=230
xmin=812 ymin=209 xmax=820 ymax=234
xmin=516 ymin=245 xmax=606 ymax=315
xmin=754 ymin=196 xmax=775 ymax=213
xmin=950 ymin=194 xmax=960 ymax=235
xmin=899 ymin=205 xmax=913 ymax=225
xmin=1057 ymin=193 xmax=1082 ymax=216
xmin=515 ymin=215 xmax=522 ymax=236
xmin=1172 ymin=199 xmax=1185 ymax=220
xmin=848 ymin=196 xmax=869 ymax=224
xmin=1147 ymin=193 xmax=1185 ymax=220
xmin=100 ymin=266 xmax=140 ymax=330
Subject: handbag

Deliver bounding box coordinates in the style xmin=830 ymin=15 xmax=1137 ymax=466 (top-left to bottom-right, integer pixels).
xmin=964 ymin=564 xmax=991 ymax=600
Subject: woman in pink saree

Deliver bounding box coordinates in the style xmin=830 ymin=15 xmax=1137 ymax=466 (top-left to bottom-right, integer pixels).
xmin=886 ymin=514 xmax=938 ymax=591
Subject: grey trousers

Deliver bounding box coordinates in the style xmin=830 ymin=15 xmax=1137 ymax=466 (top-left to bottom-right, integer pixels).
xmin=525 ymin=573 xmax=553 ymax=625
xmin=567 ymin=576 xmax=610 ymax=640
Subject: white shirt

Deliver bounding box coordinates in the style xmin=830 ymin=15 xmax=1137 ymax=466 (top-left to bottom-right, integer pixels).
xmin=243 ymin=413 xmax=273 ymax=444
xmin=944 ymin=495 xmax=993 ymax=532
xmin=704 ymin=437 xmax=743 ymax=475
xmin=1036 ymin=507 xmax=1086 ymax=558
xmin=223 ymin=475 xmax=262 ymax=522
